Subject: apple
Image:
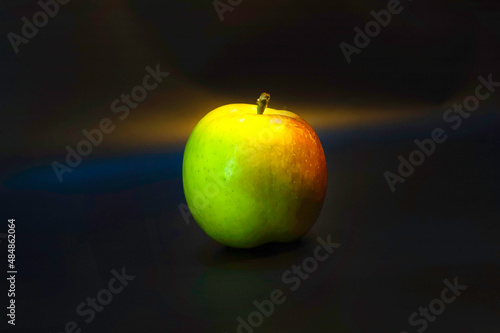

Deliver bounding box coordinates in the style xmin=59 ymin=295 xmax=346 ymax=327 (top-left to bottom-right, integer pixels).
xmin=182 ymin=93 xmax=327 ymax=248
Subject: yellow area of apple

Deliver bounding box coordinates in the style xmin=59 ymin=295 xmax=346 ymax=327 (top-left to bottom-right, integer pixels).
xmin=182 ymin=102 xmax=327 ymax=248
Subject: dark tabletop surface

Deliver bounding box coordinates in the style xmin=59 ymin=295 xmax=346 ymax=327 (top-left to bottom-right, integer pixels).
xmin=1 ymin=105 xmax=499 ymax=333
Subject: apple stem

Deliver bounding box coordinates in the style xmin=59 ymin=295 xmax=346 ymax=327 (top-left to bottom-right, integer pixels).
xmin=256 ymin=93 xmax=270 ymax=114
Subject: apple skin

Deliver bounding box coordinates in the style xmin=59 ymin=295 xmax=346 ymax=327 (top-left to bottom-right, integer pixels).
xmin=182 ymin=102 xmax=327 ymax=248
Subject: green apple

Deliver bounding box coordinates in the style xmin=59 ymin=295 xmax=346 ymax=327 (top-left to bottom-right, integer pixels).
xmin=182 ymin=93 xmax=327 ymax=248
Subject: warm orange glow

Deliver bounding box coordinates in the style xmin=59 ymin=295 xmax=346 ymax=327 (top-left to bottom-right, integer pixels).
xmin=108 ymin=103 xmax=424 ymax=150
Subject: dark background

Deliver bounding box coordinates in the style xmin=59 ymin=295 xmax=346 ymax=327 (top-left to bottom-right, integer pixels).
xmin=1 ymin=0 xmax=499 ymax=332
